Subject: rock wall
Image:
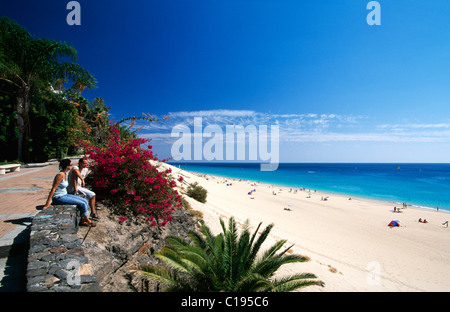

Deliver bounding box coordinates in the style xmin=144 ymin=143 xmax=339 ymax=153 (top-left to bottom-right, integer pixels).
xmin=26 ymin=205 xmax=100 ymax=292
xmin=79 ymin=202 xmax=200 ymax=292
xmin=26 ymin=202 xmax=200 ymax=292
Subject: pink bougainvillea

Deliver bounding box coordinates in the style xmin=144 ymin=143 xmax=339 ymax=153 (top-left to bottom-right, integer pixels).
xmin=83 ymin=123 xmax=181 ymax=226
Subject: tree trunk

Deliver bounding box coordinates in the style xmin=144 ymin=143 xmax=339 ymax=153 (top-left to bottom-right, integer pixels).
xmin=15 ymin=95 xmax=25 ymax=161
xmin=15 ymin=86 xmax=31 ymax=162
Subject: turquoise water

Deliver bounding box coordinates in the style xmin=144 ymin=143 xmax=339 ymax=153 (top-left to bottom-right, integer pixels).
xmin=170 ymin=162 xmax=450 ymax=211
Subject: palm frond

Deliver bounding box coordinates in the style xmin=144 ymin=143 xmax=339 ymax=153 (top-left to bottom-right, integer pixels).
xmin=139 ymin=264 xmax=202 ymax=292
xmin=154 ymin=248 xmax=190 ymax=274
xmin=233 ymin=272 xmax=273 ymax=292
xmin=165 ymin=235 xmax=192 ymax=248
xmin=139 ymin=216 xmax=324 ymax=292
xmin=248 ymin=222 xmax=274 ymax=264
xmin=270 ymin=273 xmax=324 ymax=292
xmin=139 ymin=265 xmax=180 ymax=290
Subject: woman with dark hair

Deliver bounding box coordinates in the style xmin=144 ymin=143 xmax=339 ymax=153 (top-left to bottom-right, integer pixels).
xmin=44 ymin=159 xmax=95 ymax=227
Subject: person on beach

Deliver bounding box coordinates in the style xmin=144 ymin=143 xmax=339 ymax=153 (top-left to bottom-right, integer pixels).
xmin=43 ymin=159 xmax=95 ymax=227
xmin=68 ymin=157 xmax=100 ymax=220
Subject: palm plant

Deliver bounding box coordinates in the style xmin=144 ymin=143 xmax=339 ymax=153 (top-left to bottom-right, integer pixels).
xmin=139 ymin=217 xmax=323 ymax=292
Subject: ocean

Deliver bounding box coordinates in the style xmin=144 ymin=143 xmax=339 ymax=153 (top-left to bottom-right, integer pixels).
xmin=169 ymin=162 xmax=450 ymax=212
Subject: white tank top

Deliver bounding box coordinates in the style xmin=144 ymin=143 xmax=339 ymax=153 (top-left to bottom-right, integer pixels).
xmin=53 ymin=173 xmax=68 ymax=198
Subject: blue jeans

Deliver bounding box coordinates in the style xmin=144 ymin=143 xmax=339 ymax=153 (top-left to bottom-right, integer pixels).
xmin=52 ymin=194 xmax=89 ymax=217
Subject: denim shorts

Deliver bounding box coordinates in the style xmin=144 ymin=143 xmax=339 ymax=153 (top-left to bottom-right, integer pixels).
xmin=52 ymin=194 xmax=89 ymax=217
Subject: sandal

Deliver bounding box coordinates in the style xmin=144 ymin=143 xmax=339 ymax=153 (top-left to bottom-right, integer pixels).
xmin=80 ymin=220 xmax=96 ymax=227
xmin=90 ymin=213 xmax=101 ymax=221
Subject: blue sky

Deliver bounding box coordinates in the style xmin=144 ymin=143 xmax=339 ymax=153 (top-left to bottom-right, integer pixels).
xmin=3 ymin=0 xmax=450 ymax=162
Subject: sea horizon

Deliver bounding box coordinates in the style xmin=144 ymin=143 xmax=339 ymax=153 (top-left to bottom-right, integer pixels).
xmin=169 ymin=161 xmax=450 ymax=212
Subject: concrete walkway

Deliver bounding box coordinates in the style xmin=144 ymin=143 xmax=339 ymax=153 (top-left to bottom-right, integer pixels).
xmin=0 ymin=162 xmax=60 ymax=292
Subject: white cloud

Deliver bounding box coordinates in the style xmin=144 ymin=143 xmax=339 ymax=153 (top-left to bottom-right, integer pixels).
xmin=135 ymin=110 xmax=450 ymax=146
xmin=378 ymin=123 xmax=450 ymax=129
xmin=168 ymin=109 xmax=256 ymax=118
xmin=280 ymin=130 xmax=450 ymax=143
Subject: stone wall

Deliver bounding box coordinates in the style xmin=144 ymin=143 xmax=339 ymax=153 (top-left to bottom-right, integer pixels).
xmin=26 ymin=205 xmax=100 ymax=292
xmin=25 ymin=202 xmax=200 ymax=292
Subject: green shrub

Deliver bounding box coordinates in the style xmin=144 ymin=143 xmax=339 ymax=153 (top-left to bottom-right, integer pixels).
xmin=186 ymin=182 xmax=207 ymax=203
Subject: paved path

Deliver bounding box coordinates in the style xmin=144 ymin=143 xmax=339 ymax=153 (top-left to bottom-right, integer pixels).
xmin=0 ymin=162 xmax=60 ymax=292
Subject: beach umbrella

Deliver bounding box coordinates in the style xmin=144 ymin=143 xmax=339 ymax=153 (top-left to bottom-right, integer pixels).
xmin=388 ymin=220 xmax=400 ymax=227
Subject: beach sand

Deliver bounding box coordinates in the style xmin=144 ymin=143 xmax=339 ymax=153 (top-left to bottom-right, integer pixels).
xmin=161 ymin=162 xmax=450 ymax=292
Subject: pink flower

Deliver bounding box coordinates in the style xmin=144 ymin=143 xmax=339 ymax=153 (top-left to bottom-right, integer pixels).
xmin=144 ymin=177 xmax=155 ymax=184
xmin=83 ymin=123 xmax=182 ymax=228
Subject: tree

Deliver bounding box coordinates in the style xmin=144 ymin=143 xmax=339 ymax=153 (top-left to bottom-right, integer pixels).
xmin=85 ymin=97 xmax=110 ymax=145
xmin=139 ymin=216 xmax=323 ymax=292
xmin=0 ymin=81 xmax=18 ymax=161
xmin=0 ymin=17 xmax=96 ymax=161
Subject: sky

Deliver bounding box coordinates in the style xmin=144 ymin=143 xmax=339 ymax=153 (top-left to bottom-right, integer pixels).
xmin=2 ymin=0 xmax=450 ymax=163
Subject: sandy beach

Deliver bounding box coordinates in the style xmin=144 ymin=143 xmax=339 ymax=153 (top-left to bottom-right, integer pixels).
xmin=161 ymin=162 xmax=450 ymax=292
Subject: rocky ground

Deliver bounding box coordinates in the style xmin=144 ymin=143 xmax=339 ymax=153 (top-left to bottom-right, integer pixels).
xmin=77 ymin=201 xmax=200 ymax=292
